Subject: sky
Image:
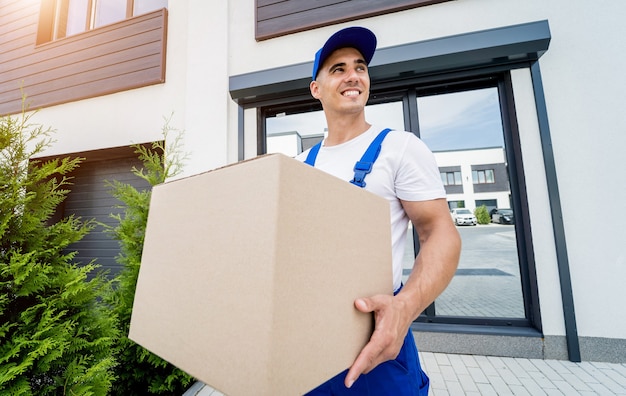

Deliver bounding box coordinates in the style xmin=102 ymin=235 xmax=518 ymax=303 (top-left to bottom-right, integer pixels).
xmin=417 ymin=87 xmax=505 ymax=152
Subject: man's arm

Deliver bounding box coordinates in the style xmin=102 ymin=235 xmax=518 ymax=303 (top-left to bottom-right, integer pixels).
xmin=344 ymin=197 xmax=461 ymax=388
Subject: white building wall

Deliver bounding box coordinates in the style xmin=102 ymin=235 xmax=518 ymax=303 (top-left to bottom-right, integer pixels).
xmin=511 ymin=68 xmax=566 ymax=338
xmin=435 ymin=148 xmax=511 ymax=211
xmin=267 ymin=132 xmax=302 ymax=157
xmin=30 ymin=0 xmax=626 ymax=345
xmin=226 ymin=0 xmax=626 ymax=343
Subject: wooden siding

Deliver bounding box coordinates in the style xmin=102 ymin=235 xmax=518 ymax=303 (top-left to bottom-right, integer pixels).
xmin=256 ymin=0 xmax=453 ymax=40
xmin=0 ymin=1 xmax=167 ymax=116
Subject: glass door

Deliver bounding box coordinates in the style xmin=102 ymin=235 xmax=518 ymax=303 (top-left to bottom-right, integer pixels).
xmin=414 ymin=86 xmax=526 ymax=320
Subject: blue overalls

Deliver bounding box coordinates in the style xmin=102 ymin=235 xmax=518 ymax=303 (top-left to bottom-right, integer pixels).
xmin=303 ymin=129 xmax=430 ymax=395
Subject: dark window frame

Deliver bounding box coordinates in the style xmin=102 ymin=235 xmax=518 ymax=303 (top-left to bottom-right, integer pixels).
xmin=258 ymin=72 xmax=541 ymax=332
xmin=409 ymin=75 xmax=539 ymax=330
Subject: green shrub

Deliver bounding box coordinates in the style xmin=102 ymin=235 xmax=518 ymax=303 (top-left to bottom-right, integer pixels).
xmin=474 ymin=205 xmax=491 ymax=225
xmin=106 ymin=118 xmax=193 ymax=395
xmin=0 ymin=104 xmax=118 ymax=395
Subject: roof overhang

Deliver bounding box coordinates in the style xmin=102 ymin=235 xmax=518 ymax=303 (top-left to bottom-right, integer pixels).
xmin=229 ymin=20 xmax=551 ymax=105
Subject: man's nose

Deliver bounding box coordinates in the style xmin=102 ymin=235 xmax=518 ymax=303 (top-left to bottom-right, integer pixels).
xmin=344 ymin=67 xmax=359 ymax=82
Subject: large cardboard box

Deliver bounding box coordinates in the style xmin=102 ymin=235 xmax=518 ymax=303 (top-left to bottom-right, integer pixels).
xmin=129 ymin=154 xmax=392 ymax=395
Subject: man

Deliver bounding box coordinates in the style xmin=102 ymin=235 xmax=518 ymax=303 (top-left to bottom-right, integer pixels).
xmin=297 ymin=27 xmax=461 ymax=395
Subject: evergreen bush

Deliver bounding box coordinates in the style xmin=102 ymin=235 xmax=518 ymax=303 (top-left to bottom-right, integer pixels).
xmin=474 ymin=205 xmax=491 ymax=225
xmin=0 ymin=104 xmax=118 ymax=395
xmin=105 ymin=118 xmax=193 ymax=395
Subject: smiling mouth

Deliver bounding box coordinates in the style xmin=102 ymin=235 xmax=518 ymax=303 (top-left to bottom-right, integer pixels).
xmin=342 ymin=90 xmax=360 ymax=97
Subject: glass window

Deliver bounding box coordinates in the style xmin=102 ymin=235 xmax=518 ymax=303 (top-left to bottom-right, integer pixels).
xmin=441 ymin=171 xmax=462 ymax=186
xmin=133 ymin=0 xmax=168 ymax=16
xmin=265 ymin=101 xmax=404 ymax=157
xmin=94 ymin=0 xmax=127 ymax=28
xmin=474 ymin=170 xmax=483 ymax=183
xmin=417 ymin=86 xmax=525 ymax=319
xmin=416 ymin=88 xmax=504 ymax=151
xmin=64 ymin=0 xmax=90 ymax=37
xmin=473 ymin=169 xmax=495 ymax=184
xmin=46 ymin=0 xmax=168 ymax=41
xmin=266 ymin=110 xmax=326 ymax=156
xmin=486 ymin=169 xmax=494 ymax=183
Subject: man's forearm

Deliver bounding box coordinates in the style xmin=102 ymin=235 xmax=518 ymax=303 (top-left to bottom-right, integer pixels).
xmin=395 ymin=220 xmax=461 ymax=323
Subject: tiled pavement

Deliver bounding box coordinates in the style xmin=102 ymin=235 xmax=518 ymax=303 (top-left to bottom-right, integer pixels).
xmin=419 ymin=352 xmax=626 ymax=396
xmin=184 ymin=352 xmax=626 ymax=396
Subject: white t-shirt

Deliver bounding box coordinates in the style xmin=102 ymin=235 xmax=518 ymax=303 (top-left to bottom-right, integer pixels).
xmin=295 ymin=125 xmax=446 ymax=291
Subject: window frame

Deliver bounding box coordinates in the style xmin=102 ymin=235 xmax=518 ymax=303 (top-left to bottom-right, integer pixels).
xmin=472 ymin=169 xmax=495 ymax=184
xmin=442 ymin=171 xmax=463 ymax=186
xmin=258 ymin=71 xmax=541 ymax=331
xmin=38 ymin=0 xmax=165 ymax=43
xmin=410 ymin=74 xmax=539 ymax=328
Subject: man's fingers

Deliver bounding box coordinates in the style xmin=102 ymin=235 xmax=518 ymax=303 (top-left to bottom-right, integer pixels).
xmin=354 ymin=297 xmax=370 ymax=313
xmin=354 ymin=294 xmax=388 ymax=313
xmin=346 ymin=294 xmax=400 ymax=388
xmin=345 ymin=341 xmax=381 ymax=388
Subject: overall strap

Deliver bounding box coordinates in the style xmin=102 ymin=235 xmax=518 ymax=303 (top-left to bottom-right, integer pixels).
xmin=351 ymin=128 xmax=391 ymax=188
xmin=304 ymin=128 xmax=392 ymax=188
xmin=304 ymin=140 xmax=322 ymax=166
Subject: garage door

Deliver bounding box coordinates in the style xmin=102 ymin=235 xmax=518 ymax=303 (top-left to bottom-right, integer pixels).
xmin=60 ymin=147 xmax=152 ymax=278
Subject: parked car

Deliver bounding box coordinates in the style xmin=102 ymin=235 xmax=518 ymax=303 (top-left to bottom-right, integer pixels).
xmin=491 ymin=208 xmax=514 ymax=224
xmin=450 ymin=208 xmax=477 ymax=226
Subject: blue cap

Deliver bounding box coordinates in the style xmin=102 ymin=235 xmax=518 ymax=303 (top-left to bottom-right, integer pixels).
xmin=312 ymin=26 xmax=377 ymax=80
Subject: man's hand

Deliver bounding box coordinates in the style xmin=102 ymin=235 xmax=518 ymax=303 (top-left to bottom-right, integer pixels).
xmin=344 ymin=199 xmax=460 ymax=388
xmin=344 ymin=294 xmax=411 ymax=388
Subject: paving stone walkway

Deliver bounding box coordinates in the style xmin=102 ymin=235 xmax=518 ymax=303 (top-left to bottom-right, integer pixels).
xmin=183 ymin=351 xmax=626 ymax=395
xmin=420 ymin=352 xmax=626 ymax=395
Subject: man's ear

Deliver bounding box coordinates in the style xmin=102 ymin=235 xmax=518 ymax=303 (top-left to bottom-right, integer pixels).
xmin=310 ymin=80 xmax=321 ymax=99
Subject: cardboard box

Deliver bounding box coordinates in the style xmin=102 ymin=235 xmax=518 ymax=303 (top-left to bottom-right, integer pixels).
xmin=129 ymin=154 xmax=392 ymax=395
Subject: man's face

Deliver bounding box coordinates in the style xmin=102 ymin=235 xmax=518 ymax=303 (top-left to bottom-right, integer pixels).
xmin=310 ymin=47 xmax=370 ymax=116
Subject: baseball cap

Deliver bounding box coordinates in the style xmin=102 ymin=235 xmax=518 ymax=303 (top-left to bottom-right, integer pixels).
xmin=312 ymin=26 xmax=377 ymax=80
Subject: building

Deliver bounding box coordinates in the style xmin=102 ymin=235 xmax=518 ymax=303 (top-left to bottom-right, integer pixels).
xmin=437 ymin=147 xmax=512 ymax=212
xmin=2 ymin=0 xmax=625 ymax=364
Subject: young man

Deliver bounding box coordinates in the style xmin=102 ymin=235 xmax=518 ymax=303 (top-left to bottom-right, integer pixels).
xmin=297 ymin=27 xmax=461 ymax=395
